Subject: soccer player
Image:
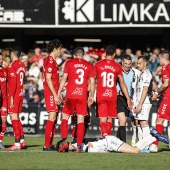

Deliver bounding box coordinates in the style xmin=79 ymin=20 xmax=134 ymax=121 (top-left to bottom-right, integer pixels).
xmin=56 ymin=128 xmax=169 ymax=153
xmin=133 ymin=56 xmax=153 ymax=152
xmin=116 ymin=55 xmax=134 ymax=142
xmin=149 ymin=51 xmax=170 ymax=152
xmin=58 ymin=47 xmax=94 ymax=153
xmin=0 ymin=53 xmax=7 ymax=149
xmin=6 ymin=47 xmax=26 ymax=150
xmin=130 ymin=67 xmax=142 ymax=146
xmin=43 ymin=39 xmax=62 ymax=151
xmin=92 ymin=45 xmax=133 ymax=138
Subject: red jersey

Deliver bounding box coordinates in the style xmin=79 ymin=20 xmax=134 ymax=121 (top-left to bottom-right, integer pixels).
xmin=43 ymin=56 xmax=59 ymax=93
xmin=7 ymin=60 xmax=26 ymax=100
xmin=93 ymin=59 xmax=123 ymax=101
xmin=161 ymin=63 xmax=170 ymax=98
xmin=0 ymin=67 xmax=7 ymax=108
xmin=64 ymin=58 xmax=93 ymax=99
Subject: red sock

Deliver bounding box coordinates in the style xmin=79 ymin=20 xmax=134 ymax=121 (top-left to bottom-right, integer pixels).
xmin=100 ymin=122 xmax=108 ymax=138
xmin=71 ymin=126 xmax=77 ymax=138
xmin=60 ymin=119 xmax=68 ymax=139
xmin=77 ymin=123 xmax=85 ymax=146
xmin=107 ymin=122 xmax=112 ymax=135
xmin=153 ymin=124 xmax=164 ymax=146
xmin=50 ymin=123 xmax=56 ymax=146
xmin=44 ymin=120 xmax=54 ymax=148
xmin=0 ymin=125 xmax=6 ymax=141
xmin=18 ymin=120 xmax=24 ymax=137
xmin=11 ymin=120 xmax=20 ymax=141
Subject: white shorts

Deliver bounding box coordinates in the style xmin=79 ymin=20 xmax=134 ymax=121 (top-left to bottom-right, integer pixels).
xmin=105 ymin=136 xmax=124 ymax=152
xmin=135 ymin=103 xmax=152 ymax=121
xmin=89 ymin=139 xmax=107 ymax=153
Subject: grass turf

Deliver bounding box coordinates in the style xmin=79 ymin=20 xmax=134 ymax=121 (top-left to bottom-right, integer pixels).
xmin=0 ymin=136 xmax=170 ymax=170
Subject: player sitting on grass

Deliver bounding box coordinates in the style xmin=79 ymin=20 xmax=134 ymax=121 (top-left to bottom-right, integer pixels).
xmin=56 ymin=128 xmax=169 ymax=153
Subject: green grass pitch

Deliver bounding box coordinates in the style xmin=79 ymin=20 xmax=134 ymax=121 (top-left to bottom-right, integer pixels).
xmin=0 ymin=136 xmax=170 ymax=170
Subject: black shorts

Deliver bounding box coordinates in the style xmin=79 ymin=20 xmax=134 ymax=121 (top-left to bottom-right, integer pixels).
xmin=117 ymin=95 xmax=129 ymax=117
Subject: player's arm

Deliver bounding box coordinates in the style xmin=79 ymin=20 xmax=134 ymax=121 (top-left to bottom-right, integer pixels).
xmin=118 ymin=75 xmax=133 ymax=110
xmin=1 ymin=81 xmax=7 ymax=108
xmin=8 ymin=68 xmax=17 ymax=108
xmin=152 ymin=78 xmax=169 ymax=100
xmin=88 ymin=77 xmax=95 ymax=106
xmin=46 ymin=73 xmax=60 ymax=105
xmin=134 ymin=86 xmax=148 ymax=113
xmin=58 ymin=73 xmax=68 ymax=101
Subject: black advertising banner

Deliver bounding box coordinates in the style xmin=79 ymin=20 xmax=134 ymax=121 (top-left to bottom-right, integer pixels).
xmin=59 ymin=0 xmax=170 ymax=27
xmin=0 ymin=0 xmax=55 ymax=27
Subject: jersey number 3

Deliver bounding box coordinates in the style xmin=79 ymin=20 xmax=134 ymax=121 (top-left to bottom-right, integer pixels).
xmin=75 ymin=69 xmax=84 ymax=85
xmin=101 ymin=72 xmax=114 ymax=88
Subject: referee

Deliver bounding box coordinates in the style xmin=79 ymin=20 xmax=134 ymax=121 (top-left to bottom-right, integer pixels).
xmin=116 ymin=55 xmax=134 ymax=142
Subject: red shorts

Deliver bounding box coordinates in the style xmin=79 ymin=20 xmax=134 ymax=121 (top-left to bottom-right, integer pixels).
xmin=97 ymin=100 xmax=117 ymax=118
xmin=44 ymin=91 xmax=59 ymax=113
xmin=0 ymin=108 xmax=7 ymax=117
xmin=62 ymin=98 xmax=88 ymax=116
xmin=157 ymin=97 xmax=170 ymax=120
xmin=8 ymin=99 xmax=23 ymax=114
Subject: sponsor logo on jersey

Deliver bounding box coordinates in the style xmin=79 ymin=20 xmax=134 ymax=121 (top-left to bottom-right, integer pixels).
xmin=0 ymin=77 xmax=6 ymax=82
xmin=72 ymin=87 xmax=83 ymax=95
xmin=48 ymin=68 xmax=52 ymax=72
xmin=10 ymin=73 xmax=15 ymax=77
xmin=102 ymin=89 xmax=112 ymax=97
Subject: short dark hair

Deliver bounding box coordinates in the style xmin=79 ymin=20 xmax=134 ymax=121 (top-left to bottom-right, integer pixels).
xmin=106 ymin=45 xmax=116 ymax=56
xmin=46 ymin=39 xmax=63 ymax=53
xmin=0 ymin=52 xmax=2 ymax=55
xmin=11 ymin=47 xmax=21 ymax=57
xmin=73 ymin=47 xmax=84 ymax=57
xmin=138 ymin=55 xmax=147 ymax=62
xmin=122 ymin=54 xmax=132 ymax=60
xmin=56 ymin=140 xmax=69 ymax=152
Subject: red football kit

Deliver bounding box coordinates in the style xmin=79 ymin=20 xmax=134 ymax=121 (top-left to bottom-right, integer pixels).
xmin=7 ymin=60 xmax=26 ymax=114
xmin=93 ymin=59 xmax=123 ymax=118
xmin=0 ymin=67 xmax=7 ymax=117
xmin=43 ymin=56 xmax=59 ymax=112
xmin=62 ymin=58 xmax=93 ymax=116
xmin=157 ymin=63 xmax=170 ymax=120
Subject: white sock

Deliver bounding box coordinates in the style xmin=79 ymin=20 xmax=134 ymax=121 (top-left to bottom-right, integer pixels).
xmin=167 ymin=126 xmax=170 ymax=140
xmin=131 ymin=125 xmax=137 ymax=143
xmin=135 ymin=134 xmax=156 ymax=150
xmin=137 ymin=125 xmax=143 ymax=141
xmin=141 ymin=125 xmax=150 ymax=138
